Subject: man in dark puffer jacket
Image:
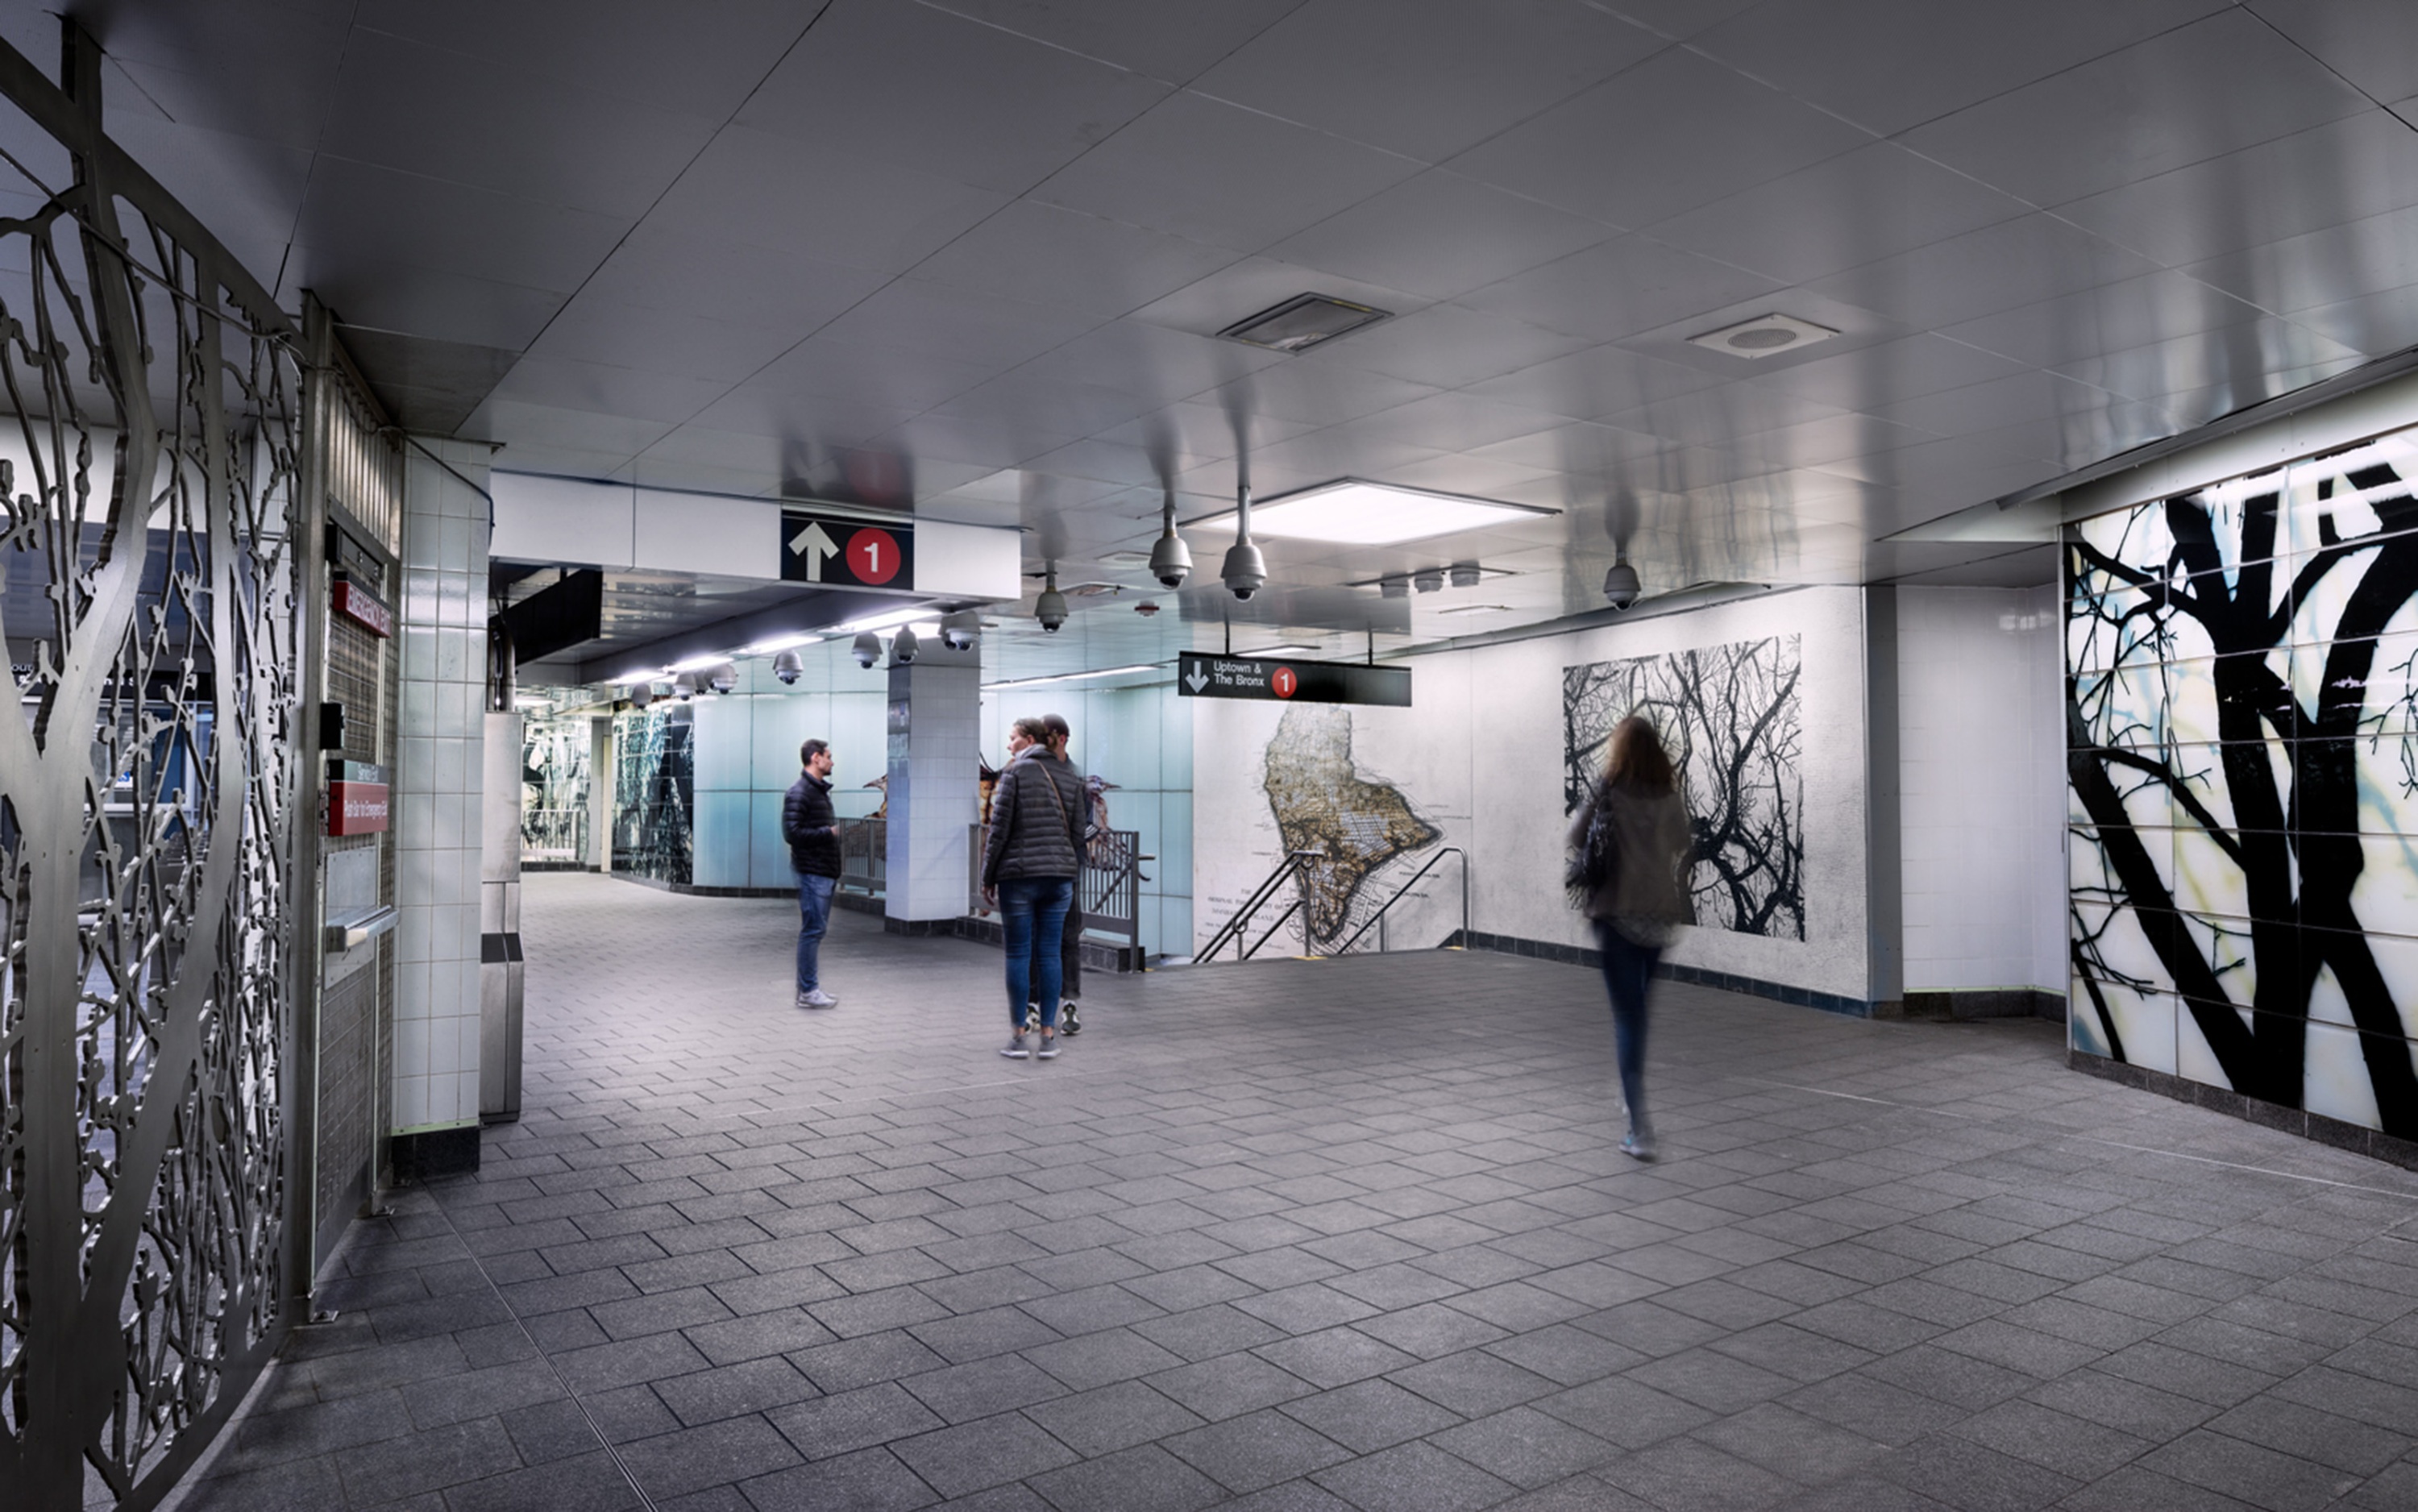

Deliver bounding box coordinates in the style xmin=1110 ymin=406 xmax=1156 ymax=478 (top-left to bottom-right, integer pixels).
xmin=783 ymin=738 xmax=843 ymax=1009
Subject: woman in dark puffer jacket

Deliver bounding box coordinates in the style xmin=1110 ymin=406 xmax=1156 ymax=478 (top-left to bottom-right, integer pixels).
xmin=981 ymin=715 xmax=1086 ymax=1059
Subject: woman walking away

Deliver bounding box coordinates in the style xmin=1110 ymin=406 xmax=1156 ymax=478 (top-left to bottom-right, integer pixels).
xmin=1568 ymin=716 xmax=1693 ymax=1160
xmin=983 ymin=715 xmax=1086 ymax=1060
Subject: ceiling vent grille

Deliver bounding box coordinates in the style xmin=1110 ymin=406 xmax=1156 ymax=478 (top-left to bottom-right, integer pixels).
xmin=1686 ymin=312 xmax=1839 ymax=360
xmin=1219 ymin=293 xmax=1392 ymax=352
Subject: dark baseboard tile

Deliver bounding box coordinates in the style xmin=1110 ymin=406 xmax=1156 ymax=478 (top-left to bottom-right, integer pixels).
xmin=2068 ymin=1049 xmax=2418 ymax=1173
xmin=1448 ymin=930 xmax=1876 ymax=1017
xmin=1905 ymin=988 xmax=2067 ymax=1023
xmin=392 ymin=1124 xmax=481 ymax=1179
xmin=883 ymin=912 xmax=1144 ymax=972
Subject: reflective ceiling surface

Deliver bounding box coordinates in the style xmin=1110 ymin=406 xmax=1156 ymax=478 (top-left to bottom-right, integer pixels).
xmin=23 ymin=0 xmax=2418 ymax=669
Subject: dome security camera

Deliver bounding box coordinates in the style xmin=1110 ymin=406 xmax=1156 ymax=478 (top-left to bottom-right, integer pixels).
xmin=851 ymin=631 xmax=883 ymax=669
xmin=672 ymin=672 xmax=697 ymax=701
xmin=1602 ymin=559 xmax=1642 ymax=611
xmin=1149 ymin=493 xmax=1192 ymax=589
xmin=628 ymin=681 xmax=652 ymax=708
xmin=771 ymin=650 xmax=804 ymax=684
xmin=891 ymin=623 xmax=920 ymax=664
xmin=1221 ymin=482 xmax=1265 ymax=600
xmin=939 ymin=610 xmax=981 ymax=651
xmin=1036 ymin=563 xmax=1069 ymax=633
xmin=707 ymin=662 xmax=737 ymax=695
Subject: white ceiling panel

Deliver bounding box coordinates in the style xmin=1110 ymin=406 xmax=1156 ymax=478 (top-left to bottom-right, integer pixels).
xmin=1689 ymin=0 xmax=2228 ymax=138
xmin=870 ymin=410 xmax=1085 ymax=472
xmin=1938 ymin=271 xmax=2275 ymax=372
xmin=291 ymin=157 xmax=631 ymax=293
xmin=909 ymin=201 xmax=1242 ymax=319
xmin=2287 ymin=282 xmax=2418 ymax=356
xmin=646 ymin=126 xmax=1009 ymax=272
xmin=571 ymin=227 xmax=891 ymax=330
xmin=1448 ymin=46 xmax=1869 ymax=229
xmin=1290 ymin=303 xmax=1591 ymax=391
xmin=98 ymin=4 xmax=351 ymax=150
xmin=1464 ymin=421 xmax=1685 ymax=478
xmin=1458 ymin=235 xmax=1787 ymax=345
xmin=1460 ymin=345 xmax=1727 ymax=424
xmin=1748 ymin=334 xmax=2029 ymax=413
xmin=927 ymin=372 xmax=1168 ymax=441
xmin=1344 ymin=393 xmax=1565 ymax=455
xmin=484 ymin=355 xmax=733 ymax=425
xmin=808 ymin=279 xmax=1103 ymax=377
xmin=1032 ymin=90 xmax=1424 ymax=252
xmin=1808 ymin=214 xmax=2162 ymax=331
xmin=1267 ymin=170 xmax=1618 ymax=301
xmin=461 ymin=397 xmax=676 ymax=458
xmin=912 ymin=0 xmax=1303 ymax=85
xmin=1601 ymin=384 xmax=1855 ymax=451
xmin=104 ymin=115 xmax=311 ymax=293
xmin=318 ymin=30 xmax=718 ymax=220
xmin=2049 ymin=322 xmax=2365 ymax=407
xmin=678 ymin=385 xmax=904 ymax=447
xmin=751 ymin=339 xmax=1000 ymax=413
xmin=1899 ymin=9 xmax=2370 ymax=210
xmin=1196 ymin=362 xmax=1444 ymax=432
xmin=1124 ymin=256 xmax=1430 ymax=344
xmin=2180 ymin=208 xmax=2418 ymax=319
xmin=737 ymin=1 xmax=1171 ymax=195
xmin=523 ymin=299 xmax=821 ymax=384
xmin=1012 ymin=319 xmax=1285 ymax=405
xmin=289 ymin=257 xmax=570 ymax=351
xmin=1190 ymin=0 xmax=1665 ymax=164
xmin=2247 ymin=0 xmax=2418 ymax=113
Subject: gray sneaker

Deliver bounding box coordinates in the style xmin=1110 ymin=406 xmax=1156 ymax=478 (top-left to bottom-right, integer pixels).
xmin=800 ymin=988 xmax=838 ymax=1009
xmin=1035 ymin=1035 xmax=1058 ymax=1060
xmin=1001 ymin=1034 xmax=1029 ymax=1059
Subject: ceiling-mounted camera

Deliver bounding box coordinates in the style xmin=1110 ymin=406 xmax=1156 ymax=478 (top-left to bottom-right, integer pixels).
xmin=890 ymin=623 xmax=920 ymax=664
xmin=939 ymin=609 xmax=981 ymax=650
xmin=851 ymin=631 xmax=883 ymax=669
xmin=671 ymin=672 xmax=697 ymax=701
xmin=707 ymin=662 xmax=737 ymax=695
xmin=1602 ymin=559 xmax=1641 ymax=610
xmin=1036 ymin=563 xmax=1068 ymax=633
xmin=1222 ymin=482 xmax=1265 ymax=600
xmin=628 ymin=681 xmax=653 ymax=708
xmin=1149 ymin=490 xmax=1191 ymax=589
xmin=772 ymin=650 xmax=803 ymax=685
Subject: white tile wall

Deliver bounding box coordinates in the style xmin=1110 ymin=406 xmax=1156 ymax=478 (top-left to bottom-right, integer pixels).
xmin=1897 ymin=585 xmax=2066 ymax=994
xmin=393 ymin=439 xmax=492 ymax=1134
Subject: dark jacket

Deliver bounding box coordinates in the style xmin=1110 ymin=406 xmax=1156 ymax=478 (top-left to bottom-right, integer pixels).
xmin=783 ymin=771 xmax=841 ymax=877
xmin=1567 ymin=783 xmax=1692 ymax=930
xmin=983 ymin=750 xmax=1085 ymax=886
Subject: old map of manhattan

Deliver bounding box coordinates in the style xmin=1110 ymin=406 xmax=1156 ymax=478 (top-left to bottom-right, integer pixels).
xmin=1262 ymin=705 xmax=1440 ymax=944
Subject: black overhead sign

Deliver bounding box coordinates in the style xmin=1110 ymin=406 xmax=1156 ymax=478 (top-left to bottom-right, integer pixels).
xmin=1177 ymin=652 xmax=1411 ymax=707
xmin=781 ymin=509 xmax=914 ymax=589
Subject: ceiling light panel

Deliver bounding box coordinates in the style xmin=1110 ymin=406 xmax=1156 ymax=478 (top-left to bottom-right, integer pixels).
xmin=1219 ymin=293 xmax=1393 ymax=352
xmin=1190 ymin=479 xmax=1556 ymax=546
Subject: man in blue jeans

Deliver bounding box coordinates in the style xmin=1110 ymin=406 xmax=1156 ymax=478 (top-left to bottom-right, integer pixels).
xmin=781 ymin=738 xmax=843 ymax=1009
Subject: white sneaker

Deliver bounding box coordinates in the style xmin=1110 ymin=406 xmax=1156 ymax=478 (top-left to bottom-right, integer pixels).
xmin=800 ymin=988 xmax=838 ymax=1009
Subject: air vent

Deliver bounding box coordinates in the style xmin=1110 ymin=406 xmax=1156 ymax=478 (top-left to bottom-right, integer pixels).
xmin=1687 ymin=313 xmax=1839 ymax=360
xmin=1219 ymin=293 xmax=1392 ymax=353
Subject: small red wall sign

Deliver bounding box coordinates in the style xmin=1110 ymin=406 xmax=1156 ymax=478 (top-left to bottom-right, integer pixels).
xmin=333 ymin=576 xmax=394 ymax=638
xmin=326 ymin=760 xmax=390 ymax=836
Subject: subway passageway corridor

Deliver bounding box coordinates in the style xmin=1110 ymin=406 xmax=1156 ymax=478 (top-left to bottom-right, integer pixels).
xmin=179 ymin=875 xmax=2418 ymax=1511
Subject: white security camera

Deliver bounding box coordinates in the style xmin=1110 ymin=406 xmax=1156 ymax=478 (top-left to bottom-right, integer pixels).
xmin=672 ymin=672 xmax=697 ymax=701
xmin=891 ymin=623 xmax=920 ymax=664
xmin=939 ymin=610 xmax=980 ymax=651
xmin=708 ymin=662 xmax=737 ymax=695
xmin=851 ymin=631 xmax=882 ymax=669
xmin=1221 ymin=539 xmax=1265 ymax=601
xmin=772 ymin=650 xmax=803 ymax=685
xmin=628 ymin=682 xmax=652 ymax=708
xmin=1602 ymin=559 xmax=1641 ymax=611
xmin=1036 ymin=563 xmax=1068 ymax=633
xmin=1149 ymin=529 xmax=1191 ymax=590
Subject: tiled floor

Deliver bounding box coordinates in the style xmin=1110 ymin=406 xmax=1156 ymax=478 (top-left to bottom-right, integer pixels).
xmin=172 ymin=873 xmax=2418 ymax=1511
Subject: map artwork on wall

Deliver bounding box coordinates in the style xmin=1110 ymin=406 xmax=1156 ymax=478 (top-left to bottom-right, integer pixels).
xmin=1263 ymin=704 xmax=1441 ymax=951
xmin=1564 ymin=637 xmax=1805 ymax=939
xmin=2067 ymin=423 xmax=2418 ymax=1137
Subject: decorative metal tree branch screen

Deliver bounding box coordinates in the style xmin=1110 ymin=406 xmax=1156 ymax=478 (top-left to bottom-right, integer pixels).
xmin=2067 ymin=426 xmax=2418 ymax=1139
xmin=0 ymin=31 xmax=305 ymax=1511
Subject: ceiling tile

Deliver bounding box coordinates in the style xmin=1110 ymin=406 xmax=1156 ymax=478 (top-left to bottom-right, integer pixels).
xmin=2048 ymin=320 xmax=2364 ymax=405
xmin=1095 ymin=401 xmax=1322 ymax=471
xmin=1458 ymin=235 xmax=1786 ymax=343
xmin=909 ymin=201 xmax=1242 ymax=318
xmin=1031 ymin=90 xmax=1424 ymax=251
xmin=646 ymin=127 xmax=1010 ymax=272
xmin=1190 ymin=0 xmax=1665 ymax=162
xmin=2249 ymin=0 xmax=2418 ymax=114
xmin=1266 ymin=170 xmax=1618 ymax=301
xmin=289 ymin=255 xmax=571 ymax=351
xmin=1898 ymin=9 xmax=2371 ymax=210
xmin=1291 ymin=302 xmax=1593 ymax=390
xmin=1012 ymin=320 xmax=1286 ymax=405
xmin=1644 ymin=142 xmax=2028 ymax=286
xmin=1124 ymin=256 xmax=1429 ymax=344
xmin=926 ymin=372 xmax=1167 ymax=440
xmin=1343 ymin=393 xmax=1566 ymax=455
xmin=1714 ymin=411 xmax=1935 ymax=474
xmin=523 ymin=298 xmax=819 ymax=384
xmin=2179 ymin=206 xmax=2418 ymax=317
xmin=1690 ymin=0 xmax=2227 ymax=137
xmin=1937 ymin=271 xmax=2272 ymax=372
xmin=1197 ymin=363 xmax=1444 ymax=432
xmin=293 ymin=156 xmax=631 ymax=295
xmin=1599 ymin=382 xmax=1852 ymax=450
xmin=101 ymin=3 xmax=351 ymax=150
xmin=103 ymin=116 xmax=310 ymax=294
xmin=1448 ymin=46 xmax=1870 ymax=228
xmin=2050 ymin=110 xmax=2418 ymax=268
xmin=571 ymin=227 xmax=891 ymax=330
xmin=1748 ymin=334 xmax=2029 ymax=410
xmin=870 ymin=411 xmax=1085 ymax=472
xmin=462 ymin=397 xmax=677 ymax=457
xmin=808 ymin=280 xmax=1103 ymax=378
xmin=752 ymin=339 xmax=999 ymax=413
xmin=2287 ymin=281 xmax=2418 ymax=357
xmin=1462 ymin=345 xmax=1729 ymax=422
xmin=737 ymin=2 xmax=1171 ymax=194
xmin=913 ymin=0 xmax=1302 ymax=85
xmin=1464 ymin=421 xmax=1681 ymax=476
xmin=318 ymin=30 xmax=718 ymax=220
xmin=1808 ymin=214 xmax=2162 ymax=330
xmin=679 ymin=384 xmax=905 ymax=447
xmin=485 ymin=355 xmax=733 ymax=424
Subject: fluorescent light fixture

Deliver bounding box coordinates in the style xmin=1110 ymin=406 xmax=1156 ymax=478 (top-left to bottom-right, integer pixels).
xmin=1437 ymin=604 xmax=1513 ymax=617
xmin=834 ymin=606 xmax=932 ymax=635
xmin=982 ymin=664 xmax=1159 ymax=691
xmin=1244 ymin=643 xmax=1323 ymax=658
xmin=667 ymin=652 xmax=728 ymax=674
xmin=1189 ymin=479 xmax=1554 ymax=546
xmin=609 ymin=668 xmax=658 ymax=686
xmin=743 ymin=632 xmax=821 ymax=655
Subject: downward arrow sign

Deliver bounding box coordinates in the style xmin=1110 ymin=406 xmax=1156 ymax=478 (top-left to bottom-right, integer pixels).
xmin=1184 ymin=670 xmax=1208 ymax=693
xmin=787 ymin=521 xmax=837 ymax=581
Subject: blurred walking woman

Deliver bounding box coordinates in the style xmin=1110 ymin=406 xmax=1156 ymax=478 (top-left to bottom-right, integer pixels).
xmin=1568 ymin=716 xmax=1693 ymax=1160
xmin=982 ymin=715 xmax=1086 ymax=1060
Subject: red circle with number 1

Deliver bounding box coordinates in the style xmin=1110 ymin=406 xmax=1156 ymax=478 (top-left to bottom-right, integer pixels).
xmin=845 ymin=528 xmax=902 ymax=585
xmin=1272 ymin=666 xmax=1298 ymax=699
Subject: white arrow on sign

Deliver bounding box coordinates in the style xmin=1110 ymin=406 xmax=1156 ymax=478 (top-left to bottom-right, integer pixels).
xmin=1183 ymin=669 xmax=1208 ymax=693
xmin=788 ymin=521 xmax=838 ymax=581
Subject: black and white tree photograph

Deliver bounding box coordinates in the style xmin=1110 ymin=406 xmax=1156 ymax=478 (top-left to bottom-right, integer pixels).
xmin=2067 ymin=429 xmax=2418 ymax=1138
xmin=1564 ymin=637 xmax=1806 ymax=939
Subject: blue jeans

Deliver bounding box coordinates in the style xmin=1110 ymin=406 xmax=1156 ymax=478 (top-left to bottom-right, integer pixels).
xmin=796 ymin=872 xmax=836 ymax=993
xmin=1593 ymin=921 xmax=1661 ymax=1136
xmin=999 ymin=876 xmax=1075 ymax=1029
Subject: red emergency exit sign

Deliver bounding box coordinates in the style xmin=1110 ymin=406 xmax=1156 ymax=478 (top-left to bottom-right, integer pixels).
xmin=326 ymin=760 xmax=390 ymax=836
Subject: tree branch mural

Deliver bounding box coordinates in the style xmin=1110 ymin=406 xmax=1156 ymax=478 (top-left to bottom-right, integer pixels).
xmin=1564 ymin=638 xmax=1805 ymax=939
xmin=2067 ymin=437 xmax=2418 ymax=1139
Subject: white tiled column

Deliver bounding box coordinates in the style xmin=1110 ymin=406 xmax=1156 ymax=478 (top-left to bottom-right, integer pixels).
xmin=393 ymin=439 xmax=491 ymax=1152
xmin=885 ymin=643 xmax=981 ymax=923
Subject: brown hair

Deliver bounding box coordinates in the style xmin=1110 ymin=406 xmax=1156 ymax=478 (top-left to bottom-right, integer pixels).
xmin=1011 ymin=715 xmax=1053 ymax=746
xmin=800 ymin=738 xmax=829 ymax=766
xmin=1603 ymin=716 xmax=1676 ymax=796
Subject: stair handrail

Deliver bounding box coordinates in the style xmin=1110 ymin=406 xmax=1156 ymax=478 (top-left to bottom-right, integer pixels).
xmin=1333 ymin=846 xmax=1468 ymax=957
xmin=1196 ymin=849 xmax=1323 ymax=963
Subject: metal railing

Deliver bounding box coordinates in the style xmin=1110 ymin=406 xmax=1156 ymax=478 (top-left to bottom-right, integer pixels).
xmin=1334 ymin=846 xmax=1468 ymax=956
xmin=839 ymin=816 xmax=887 ymax=897
xmin=521 ymin=807 xmax=586 ymax=861
xmin=1195 ymin=850 xmax=1324 ymax=964
xmin=967 ymin=824 xmax=1149 ymax=954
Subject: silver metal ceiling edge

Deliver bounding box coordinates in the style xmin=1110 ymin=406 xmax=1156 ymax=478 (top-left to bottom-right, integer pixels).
xmin=1377 ymin=583 xmax=1801 ymax=663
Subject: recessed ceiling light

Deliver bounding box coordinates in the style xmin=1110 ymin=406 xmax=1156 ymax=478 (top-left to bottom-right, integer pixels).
xmin=1189 ymin=479 xmax=1556 ymax=546
xmin=1687 ymin=313 xmax=1839 ymax=360
xmin=1219 ymin=293 xmax=1392 ymax=353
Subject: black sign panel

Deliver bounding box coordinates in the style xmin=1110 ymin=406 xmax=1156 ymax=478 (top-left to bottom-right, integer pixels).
xmin=1177 ymin=652 xmax=1411 ymax=707
xmin=780 ymin=509 xmax=915 ymax=588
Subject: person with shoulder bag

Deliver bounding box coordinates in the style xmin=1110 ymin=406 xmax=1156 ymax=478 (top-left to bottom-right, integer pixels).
xmin=982 ymin=715 xmax=1086 ymax=1059
xmin=1566 ymin=716 xmax=1693 ymax=1160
